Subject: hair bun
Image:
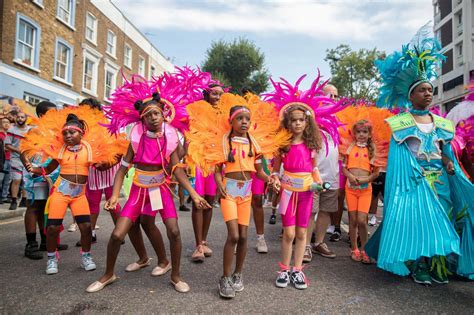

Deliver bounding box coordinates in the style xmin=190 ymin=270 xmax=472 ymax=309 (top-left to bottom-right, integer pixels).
xmin=134 ymin=100 xmax=143 ymax=111
xmin=66 ymin=113 xmax=79 ymax=122
xmin=152 ymin=92 xmax=161 ymax=102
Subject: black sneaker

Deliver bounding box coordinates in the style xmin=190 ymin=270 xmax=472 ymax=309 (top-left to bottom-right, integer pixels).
xmin=275 ymin=270 xmax=290 ymax=288
xmin=19 ymin=198 xmax=27 ymax=208
xmin=179 ymin=205 xmax=190 ymax=212
xmin=218 ymin=276 xmax=235 ymax=298
xmin=269 ymin=214 xmax=276 ymax=225
xmin=25 ymin=242 xmax=43 ymax=260
xmin=76 ymin=235 xmax=96 ymax=247
xmin=186 ymin=196 xmax=192 ymax=204
xmin=57 ymin=243 xmax=69 ymax=251
xmin=9 ymin=201 xmax=17 ymax=210
xmin=290 ymin=270 xmax=308 ymax=290
xmin=329 ymin=230 xmax=341 ymax=242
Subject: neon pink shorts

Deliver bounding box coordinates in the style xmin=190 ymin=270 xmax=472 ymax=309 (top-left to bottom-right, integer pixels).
xmin=251 ymin=174 xmax=265 ymax=195
xmin=195 ymin=167 xmax=216 ymax=197
xmin=86 ymin=186 xmax=121 ymax=215
xmin=280 ymin=190 xmax=314 ymax=228
xmin=120 ymin=184 xmax=177 ymax=223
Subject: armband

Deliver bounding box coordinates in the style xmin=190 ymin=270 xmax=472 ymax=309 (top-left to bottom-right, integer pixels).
xmin=121 ymin=159 xmax=131 ymax=168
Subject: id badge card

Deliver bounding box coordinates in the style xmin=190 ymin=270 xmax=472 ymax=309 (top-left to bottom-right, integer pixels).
xmin=149 ymin=186 xmax=163 ymax=211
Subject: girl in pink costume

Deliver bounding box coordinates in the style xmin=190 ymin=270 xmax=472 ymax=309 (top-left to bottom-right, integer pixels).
xmin=86 ymin=72 xmax=210 ymax=294
xmin=264 ymin=72 xmax=343 ymax=290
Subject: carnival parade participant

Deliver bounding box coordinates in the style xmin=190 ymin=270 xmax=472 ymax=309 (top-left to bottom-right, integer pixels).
xmin=21 ymin=101 xmax=65 ymax=260
xmin=187 ymin=83 xmax=225 ymax=262
xmin=87 ymin=73 xmax=210 ymax=294
xmin=264 ymin=72 xmax=342 ymax=290
xmin=336 ymin=104 xmax=392 ymax=263
xmin=21 ymin=106 xmax=127 ymax=275
xmin=186 ymin=92 xmax=289 ymax=298
xmin=366 ymin=24 xmax=474 ymax=284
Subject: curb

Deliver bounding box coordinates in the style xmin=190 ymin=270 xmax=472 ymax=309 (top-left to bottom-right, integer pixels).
xmin=0 ymin=208 xmax=25 ymax=220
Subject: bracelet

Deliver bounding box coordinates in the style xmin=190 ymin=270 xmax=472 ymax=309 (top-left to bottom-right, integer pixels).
xmin=121 ymin=159 xmax=131 ymax=168
xmin=270 ymin=172 xmax=280 ymax=178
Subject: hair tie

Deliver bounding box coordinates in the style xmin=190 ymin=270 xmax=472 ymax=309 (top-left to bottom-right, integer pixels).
xmin=229 ymin=108 xmax=250 ymax=122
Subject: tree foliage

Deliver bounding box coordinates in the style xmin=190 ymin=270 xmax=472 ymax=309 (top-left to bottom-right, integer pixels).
xmin=202 ymin=38 xmax=269 ymax=94
xmin=325 ymin=44 xmax=385 ymax=102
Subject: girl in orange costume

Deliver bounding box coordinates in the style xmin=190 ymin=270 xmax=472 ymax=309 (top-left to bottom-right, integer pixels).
xmin=337 ymin=104 xmax=392 ymax=264
xmin=186 ymin=93 xmax=289 ymax=299
xmin=21 ymin=107 xmax=127 ymax=275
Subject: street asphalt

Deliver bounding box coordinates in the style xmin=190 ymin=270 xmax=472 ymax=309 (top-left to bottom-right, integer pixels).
xmin=0 ymin=200 xmax=473 ymax=314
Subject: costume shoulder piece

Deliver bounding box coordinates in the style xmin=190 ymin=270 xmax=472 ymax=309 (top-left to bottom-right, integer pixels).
xmin=21 ymin=106 xmax=128 ymax=164
xmin=130 ymin=122 xmax=179 ymax=161
xmin=385 ymin=112 xmax=415 ymax=132
xmin=186 ymin=93 xmax=290 ymax=176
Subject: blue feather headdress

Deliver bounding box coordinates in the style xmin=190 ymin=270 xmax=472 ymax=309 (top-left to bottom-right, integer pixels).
xmin=376 ymin=23 xmax=445 ymax=109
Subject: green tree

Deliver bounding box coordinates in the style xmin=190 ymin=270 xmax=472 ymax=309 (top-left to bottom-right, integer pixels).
xmin=325 ymin=44 xmax=385 ymax=102
xmin=202 ymin=38 xmax=269 ymax=94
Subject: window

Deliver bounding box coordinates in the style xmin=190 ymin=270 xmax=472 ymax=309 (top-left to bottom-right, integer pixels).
xmin=457 ymin=42 xmax=463 ymax=56
xmin=56 ymin=0 xmax=75 ymax=28
xmin=85 ymin=12 xmax=97 ymax=44
xmin=106 ymin=30 xmax=116 ymax=57
xmin=82 ymin=49 xmax=100 ymax=96
xmin=150 ymin=65 xmax=156 ymax=78
xmin=23 ymin=92 xmax=48 ymax=106
xmin=124 ymin=44 xmax=132 ymax=69
xmin=54 ymin=38 xmax=73 ymax=84
xmin=14 ymin=14 xmax=41 ymax=71
xmin=138 ymin=56 xmax=145 ymax=76
xmin=32 ymin=0 xmax=44 ymax=8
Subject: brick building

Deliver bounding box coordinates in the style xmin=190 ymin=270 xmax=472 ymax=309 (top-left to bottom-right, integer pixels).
xmin=0 ymin=0 xmax=174 ymax=107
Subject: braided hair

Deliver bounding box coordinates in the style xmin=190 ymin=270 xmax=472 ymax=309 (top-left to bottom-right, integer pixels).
xmin=79 ymin=98 xmax=102 ymax=111
xmin=227 ymin=105 xmax=253 ymax=163
xmin=64 ymin=113 xmax=87 ymax=133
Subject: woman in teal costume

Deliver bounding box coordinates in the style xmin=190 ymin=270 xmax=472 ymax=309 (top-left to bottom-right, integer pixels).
xmin=365 ymin=24 xmax=474 ymax=285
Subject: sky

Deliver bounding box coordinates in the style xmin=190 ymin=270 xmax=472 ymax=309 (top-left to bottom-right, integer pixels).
xmin=112 ymin=0 xmax=434 ymax=89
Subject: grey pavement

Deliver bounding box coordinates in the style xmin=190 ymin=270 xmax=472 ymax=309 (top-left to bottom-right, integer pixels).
xmin=0 ymin=200 xmax=473 ymax=314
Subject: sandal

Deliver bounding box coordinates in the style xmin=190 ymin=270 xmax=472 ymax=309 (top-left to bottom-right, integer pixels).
xmin=360 ymin=251 xmax=374 ymax=264
xmin=351 ymin=249 xmax=362 ymax=262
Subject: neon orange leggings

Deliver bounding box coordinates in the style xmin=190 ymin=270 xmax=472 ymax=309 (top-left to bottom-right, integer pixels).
xmin=345 ymin=184 xmax=372 ymax=213
xmin=221 ymin=196 xmax=252 ymax=226
xmin=48 ymin=191 xmax=90 ymax=219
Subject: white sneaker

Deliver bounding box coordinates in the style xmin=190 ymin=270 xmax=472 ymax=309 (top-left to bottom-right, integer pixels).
xmin=94 ymin=224 xmax=100 ymax=230
xmin=378 ymin=199 xmax=384 ymax=207
xmin=46 ymin=256 xmax=58 ymax=274
xmin=256 ymin=238 xmax=268 ymax=253
xmin=81 ymin=253 xmax=97 ymax=271
xmin=368 ymin=215 xmax=377 ymax=226
xmin=68 ymin=223 xmax=77 ymax=232
xmin=326 ymin=225 xmax=335 ymax=234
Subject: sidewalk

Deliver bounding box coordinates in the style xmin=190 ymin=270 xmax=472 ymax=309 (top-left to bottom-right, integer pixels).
xmin=0 ymin=202 xmax=26 ymax=220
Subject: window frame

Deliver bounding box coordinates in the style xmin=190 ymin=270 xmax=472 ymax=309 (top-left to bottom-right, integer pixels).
xmin=106 ymin=30 xmax=117 ymax=58
xmin=124 ymin=44 xmax=132 ymax=69
xmin=138 ymin=56 xmax=145 ymax=77
xmin=31 ymin=0 xmax=44 ymax=9
xmin=56 ymin=0 xmax=76 ymax=30
xmin=85 ymin=12 xmax=97 ymax=45
xmin=82 ymin=49 xmax=101 ymax=96
xmin=104 ymin=61 xmax=119 ymax=102
xmin=53 ymin=38 xmax=73 ymax=85
xmin=14 ymin=14 xmax=41 ymax=72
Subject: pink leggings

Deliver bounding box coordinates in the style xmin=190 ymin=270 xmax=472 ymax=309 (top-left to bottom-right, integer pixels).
xmin=280 ymin=190 xmax=314 ymax=228
xmin=195 ymin=167 xmax=216 ymax=197
xmin=86 ymin=186 xmax=121 ymax=215
xmin=120 ymin=184 xmax=177 ymax=223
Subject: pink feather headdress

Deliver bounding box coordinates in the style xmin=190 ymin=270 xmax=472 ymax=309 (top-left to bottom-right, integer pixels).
xmin=262 ymin=71 xmax=346 ymax=148
xmin=104 ymin=66 xmax=216 ymax=134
